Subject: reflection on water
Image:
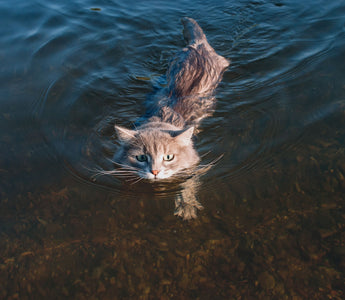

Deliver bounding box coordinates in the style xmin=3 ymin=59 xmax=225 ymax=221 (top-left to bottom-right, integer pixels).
xmin=1 ymin=0 xmax=345 ymax=298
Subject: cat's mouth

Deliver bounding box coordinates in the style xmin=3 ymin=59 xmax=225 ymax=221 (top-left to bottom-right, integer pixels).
xmin=146 ymin=172 xmax=171 ymax=180
xmin=140 ymin=168 xmax=175 ymax=180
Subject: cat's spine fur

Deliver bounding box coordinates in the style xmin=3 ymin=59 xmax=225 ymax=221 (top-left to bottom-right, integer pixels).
xmin=163 ymin=17 xmax=229 ymax=125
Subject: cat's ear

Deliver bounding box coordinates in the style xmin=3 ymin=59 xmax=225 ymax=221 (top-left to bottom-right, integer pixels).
xmin=174 ymin=126 xmax=194 ymax=146
xmin=115 ymin=125 xmax=136 ymax=142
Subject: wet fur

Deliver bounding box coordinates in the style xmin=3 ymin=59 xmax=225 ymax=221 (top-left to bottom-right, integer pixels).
xmin=112 ymin=18 xmax=229 ymax=218
xmin=114 ymin=18 xmax=229 ymax=177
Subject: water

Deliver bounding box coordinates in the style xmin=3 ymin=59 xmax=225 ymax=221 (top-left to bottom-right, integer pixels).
xmin=1 ymin=0 xmax=345 ymax=298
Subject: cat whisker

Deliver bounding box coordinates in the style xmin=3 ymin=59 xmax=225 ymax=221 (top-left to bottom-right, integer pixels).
xmin=96 ymin=169 xmax=134 ymax=176
xmin=88 ymin=167 xmax=111 ymax=180
xmin=167 ymin=154 xmax=224 ymax=180
xmin=199 ymin=153 xmax=224 ymax=167
xmin=116 ymin=167 xmax=140 ymax=173
xmin=200 ymin=150 xmax=212 ymax=158
xmin=126 ymin=176 xmax=145 ymax=185
xmin=107 ymin=158 xmax=139 ymax=171
xmin=91 ymin=168 xmax=139 ymax=180
xmin=193 ymin=154 xmax=224 ymax=175
xmin=110 ymin=170 xmax=137 ymax=174
xmin=170 ymin=170 xmax=194 ymax=180
xmin=83 ymin=165 xmax=104 ymax=175
xmin=106 ymin=157 xmax=131 ymax=167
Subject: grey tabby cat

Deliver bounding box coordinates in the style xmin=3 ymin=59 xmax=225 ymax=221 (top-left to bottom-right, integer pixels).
xmin=114 ymin=18 xmax=229 ymax=218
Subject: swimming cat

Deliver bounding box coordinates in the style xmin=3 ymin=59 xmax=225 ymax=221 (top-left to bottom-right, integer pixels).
xmin=113 ymin=17 xmax=229 ymax=218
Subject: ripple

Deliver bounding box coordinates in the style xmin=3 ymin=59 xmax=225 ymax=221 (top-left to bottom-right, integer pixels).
xmin=31 ymin=72 xmax=191 ymax=201
xmin=22 ymin=0 xmax=345 ymax=212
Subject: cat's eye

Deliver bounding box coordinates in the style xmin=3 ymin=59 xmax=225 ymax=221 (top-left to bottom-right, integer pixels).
xmin=163 ymin=154 xmax=174 ymax=161
xmin=136 ymin=155 xmax=148 ymax=162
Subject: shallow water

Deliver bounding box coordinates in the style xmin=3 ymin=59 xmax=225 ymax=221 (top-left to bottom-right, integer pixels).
xmin=1 ymin=0 xmax=345 ymax=298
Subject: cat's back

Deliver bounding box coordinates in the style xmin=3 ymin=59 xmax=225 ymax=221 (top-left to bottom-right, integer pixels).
xmin=167 ymin=17 xmax=229 ymax=99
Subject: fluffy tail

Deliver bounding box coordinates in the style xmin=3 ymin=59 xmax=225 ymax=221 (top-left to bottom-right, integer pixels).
xmin=181 ymin=17 xmax=229 ymax=69
xmin=181 ymin=17 xmax=207 ymax=45
xmin=164 ymin=18 xmax=229 ymax=124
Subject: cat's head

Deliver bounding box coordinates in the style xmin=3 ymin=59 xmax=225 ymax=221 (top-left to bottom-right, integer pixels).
xmin=113 ymin=125 xmax=200 ymax=180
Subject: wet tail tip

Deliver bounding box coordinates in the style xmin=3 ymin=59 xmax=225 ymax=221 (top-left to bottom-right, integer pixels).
xmin=181 ymin=17 xmax=206 ymax=44
xmin=181 ymin=17 xmax=197 ymax=26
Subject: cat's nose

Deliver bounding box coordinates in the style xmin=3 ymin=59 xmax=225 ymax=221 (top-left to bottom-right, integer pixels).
xmin=151 ymin=170 xmax=159 ymax=176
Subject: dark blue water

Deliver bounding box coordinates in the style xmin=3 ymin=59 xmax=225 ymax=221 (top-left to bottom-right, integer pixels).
xmin=1 ymin=0 xmax=345 ymax=298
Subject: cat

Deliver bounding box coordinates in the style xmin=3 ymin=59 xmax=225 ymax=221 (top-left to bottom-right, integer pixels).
xmin=113 ymin=17 xmax=229 ymax=218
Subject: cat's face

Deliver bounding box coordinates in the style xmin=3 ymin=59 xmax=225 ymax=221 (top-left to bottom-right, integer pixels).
xmin=114 ymin=126 xmax=200 ymax=180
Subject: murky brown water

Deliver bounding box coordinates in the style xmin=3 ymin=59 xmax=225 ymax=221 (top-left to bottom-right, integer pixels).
xmin=1 ymin=0 xmax=345 ymax=298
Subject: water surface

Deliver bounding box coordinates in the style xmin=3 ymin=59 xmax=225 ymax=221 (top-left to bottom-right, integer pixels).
xmin=1 ymin=0 xmax=345 ymax=298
